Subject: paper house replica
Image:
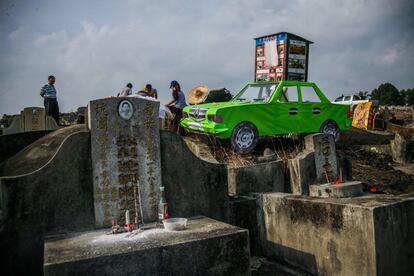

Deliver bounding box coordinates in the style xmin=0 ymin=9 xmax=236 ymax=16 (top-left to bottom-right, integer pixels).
xmin=254 ymin=32 xmax=313 ymax=82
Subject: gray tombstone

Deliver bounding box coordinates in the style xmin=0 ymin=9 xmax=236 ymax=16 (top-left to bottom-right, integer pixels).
xmin=304 ymin=133 xmax=338 ymax=184
xmin=23 ymin=107 xmax=46 ymax=131
xmin=88 ymin=97 xmax=161 ymax=228
xmin=2 ymin=115 xmax=24 ymax=135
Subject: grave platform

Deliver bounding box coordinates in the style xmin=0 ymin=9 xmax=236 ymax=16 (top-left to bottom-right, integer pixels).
xmin=309 ymin=181 xmax=363 ymax=198
xmin=44 ymin=216 xmax=250 ymax=276
xmin=256 ymin=192 xmax=414 ymax=275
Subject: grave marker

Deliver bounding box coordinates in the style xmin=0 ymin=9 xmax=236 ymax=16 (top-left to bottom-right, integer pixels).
xmin=305 ymin=133 xmax=338 ymax=184
xmin=89 ymin=97 xmax=161 ymax=228
xmin=23 ymin=107 xmax=45 ymax=131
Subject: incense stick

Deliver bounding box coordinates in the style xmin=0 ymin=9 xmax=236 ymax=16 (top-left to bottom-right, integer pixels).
xmin=137 ymin=182 xmax=144 ymax=226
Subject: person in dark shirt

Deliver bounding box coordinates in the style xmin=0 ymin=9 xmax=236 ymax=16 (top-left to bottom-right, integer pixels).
xmin=165 ymin=80 xmax=187 ymax=132
xmin=146 ymin=84 xmax=158 ymax=99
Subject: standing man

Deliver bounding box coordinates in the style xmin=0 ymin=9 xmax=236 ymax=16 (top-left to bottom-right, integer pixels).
xmin=40 ymin=75 xmax=60 ymax=125
xmin=118 ymin=83 xmax=133 ymax=97
xmin=165 ymin=80 xmax=187 ymax=132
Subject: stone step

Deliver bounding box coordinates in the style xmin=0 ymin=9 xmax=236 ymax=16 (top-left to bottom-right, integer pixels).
xmin=309 ymin=181 xmax=363 ymax=198
xmin=44 ymin=216 xmax=250 ymax=276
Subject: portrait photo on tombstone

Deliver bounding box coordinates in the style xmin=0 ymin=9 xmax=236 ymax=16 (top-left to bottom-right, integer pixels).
xmin=118 ymin=100 xmax=134 ymax=120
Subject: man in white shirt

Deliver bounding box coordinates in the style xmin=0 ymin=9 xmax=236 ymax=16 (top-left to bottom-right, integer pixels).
xmin=118 ymin=83 xmax=133 ymax=97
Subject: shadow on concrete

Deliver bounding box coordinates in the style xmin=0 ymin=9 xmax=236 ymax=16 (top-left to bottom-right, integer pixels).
xmin=254 ymin=194 xmax=318 ymax=275
xmin=0 ymin=125 xmax=86 ymax=177
xmin=160 ymin=130 xmax=230 ymax=221
xmin=251 ymin=255 xmax=315 ymax=276
xmin=0 ymin=130 xmax=53 ymax=164
xmin=0 ymin=125 xmax=95 ymax=275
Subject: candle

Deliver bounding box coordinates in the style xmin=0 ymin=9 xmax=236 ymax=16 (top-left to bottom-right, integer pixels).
xmin=125 ymin=210 xmax=130 ymax=225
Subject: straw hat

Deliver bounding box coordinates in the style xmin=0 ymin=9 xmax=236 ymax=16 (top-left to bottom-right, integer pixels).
xmin=138 ymin=86 xmax=150 ymax=94
xmin=188 ymin=85 xmax=209 ymax=104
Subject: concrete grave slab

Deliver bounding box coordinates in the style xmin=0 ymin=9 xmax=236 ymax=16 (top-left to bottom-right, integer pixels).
xmin=338 ymin=127 xmax=395 ymax=146
xmin=390 ymin=133 xmax=413 ymax=164
xmin=288 ymin=151 xmax=315 ymax=195
xmin=227 ymin=160 xmax=285 ymax=196
xmin=183 ymin=136 xmax=219 ymax=163
xmin=0 ymin=130 xmax=52 ymax=164
xmin=44 ymin=217 xmax=250 ymax=276
xmin=89 ymin=97 xmax=162 ymax=227
xmin=2 ymin=107 xmax=60 ymax=136
xmin=0 ymin=126 xmax=95 ymax=275
xmin=2 ymin=115 xmax=23 ymax=135
xmin=309 ymin=181 xmax=363 ymax=198
xmin=160 ymin=131 xmax=230 ymax=222
xmin=256 ymin=192 xmax=414 ymax=276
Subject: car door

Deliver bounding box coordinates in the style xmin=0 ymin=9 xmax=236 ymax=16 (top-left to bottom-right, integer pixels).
xmin=271 ymin=85 xmax=300 ymax=134
xmin=343 ymin=95 xmax=352 ymax=105
xmin=298 ymin=85 xmax=326 ymax=133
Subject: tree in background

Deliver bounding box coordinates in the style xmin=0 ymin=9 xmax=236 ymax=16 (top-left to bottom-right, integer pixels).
xmin=401 ymin=88 xmax=414 ymax=106
xmin=371 ymin=83 xmax=404 ymax=106
xmin=357 ymin=91 xmax=370 ymax=100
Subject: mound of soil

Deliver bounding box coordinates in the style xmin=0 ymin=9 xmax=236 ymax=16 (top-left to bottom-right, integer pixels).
xmin=343 ymin=146 xmax=414 ymax=195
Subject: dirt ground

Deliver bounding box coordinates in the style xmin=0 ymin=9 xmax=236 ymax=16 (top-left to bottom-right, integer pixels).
xmin=196 ymin=133 xmax=414 ymax=195
xmin=342 ymin=145 xmax=414 ymax=195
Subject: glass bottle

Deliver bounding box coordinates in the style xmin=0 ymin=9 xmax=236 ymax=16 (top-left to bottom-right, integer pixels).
xmin=158 ymin=186 xmax=169 ymax=225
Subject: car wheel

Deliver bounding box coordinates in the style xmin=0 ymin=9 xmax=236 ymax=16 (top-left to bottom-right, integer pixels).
xmin=230 ymin=122 xmax=259 ymax=154
xmin=320 ymin=120 xmax=340 ymax=142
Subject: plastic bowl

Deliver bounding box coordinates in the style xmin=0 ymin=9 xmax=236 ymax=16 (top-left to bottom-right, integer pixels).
xmin=163 ymin=218 xmax=188 ymax=231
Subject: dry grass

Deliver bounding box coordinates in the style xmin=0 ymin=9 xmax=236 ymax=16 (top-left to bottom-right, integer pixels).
xmin=205 ymin=135 xmax=255 ymax=166
xmin=192 ymin=134 xmax=305 ymax=167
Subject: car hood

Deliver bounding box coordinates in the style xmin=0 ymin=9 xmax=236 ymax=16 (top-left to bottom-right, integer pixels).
xmin=186 ymin=101 xmax=264 ymax=111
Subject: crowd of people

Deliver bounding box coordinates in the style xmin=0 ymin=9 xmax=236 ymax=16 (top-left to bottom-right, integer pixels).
xmin=116 ymin=80 xmax=187 ymax=132
xmin=39 ymin=75 xmax=188 ymax=132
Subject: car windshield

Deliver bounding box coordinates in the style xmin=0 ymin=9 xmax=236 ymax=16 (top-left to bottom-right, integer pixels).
xmin=233 ymin=84 xmax=277 ymax=102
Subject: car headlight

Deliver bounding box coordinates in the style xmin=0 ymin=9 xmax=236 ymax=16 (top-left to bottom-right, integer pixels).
xmin=207 ymin=114 xmax=223 ymax=123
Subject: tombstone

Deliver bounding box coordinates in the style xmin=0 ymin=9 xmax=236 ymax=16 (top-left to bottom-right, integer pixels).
xmin=88 ymin=97 xmax=162 ymax=228
xmin=304 ymin=133 xmax=338 ymax=184
xmin=2 ymin=116 xmax=23 ymax=135
xmin=45 ymin=116 xmax=60 ymax=130
xmin=23 ymin=107 xmax=45 ymax=131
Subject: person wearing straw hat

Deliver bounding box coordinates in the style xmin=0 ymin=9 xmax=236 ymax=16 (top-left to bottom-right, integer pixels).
xmin=136 ymin=86 xmax=151 ymax=97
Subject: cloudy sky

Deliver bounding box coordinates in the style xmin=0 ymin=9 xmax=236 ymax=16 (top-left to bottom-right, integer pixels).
xmin=0 ymin=0 xmax=413 ymax=114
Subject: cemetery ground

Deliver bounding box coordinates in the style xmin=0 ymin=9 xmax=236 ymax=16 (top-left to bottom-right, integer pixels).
xmin=344 ymin=145 xmax=414 ymax=195
xmin=186 ymin=130 xmax=414 ymax=196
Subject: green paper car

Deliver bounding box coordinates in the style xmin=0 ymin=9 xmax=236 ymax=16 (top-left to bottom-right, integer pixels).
xmin=181 ymin=81 xmax=352 ymax=153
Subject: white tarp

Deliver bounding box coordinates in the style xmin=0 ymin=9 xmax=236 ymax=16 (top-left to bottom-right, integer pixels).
xmin=264 ymin=39 xmax=278 ymax=67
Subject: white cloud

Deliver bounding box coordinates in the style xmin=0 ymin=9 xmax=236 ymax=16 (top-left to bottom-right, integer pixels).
xmin=0 ymin=0 xmax=413 ymax=114
xmin=8 ymin=26 xmax=28 ymax=41
xmin=379 ymin=48 xmax=399 ymax=65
